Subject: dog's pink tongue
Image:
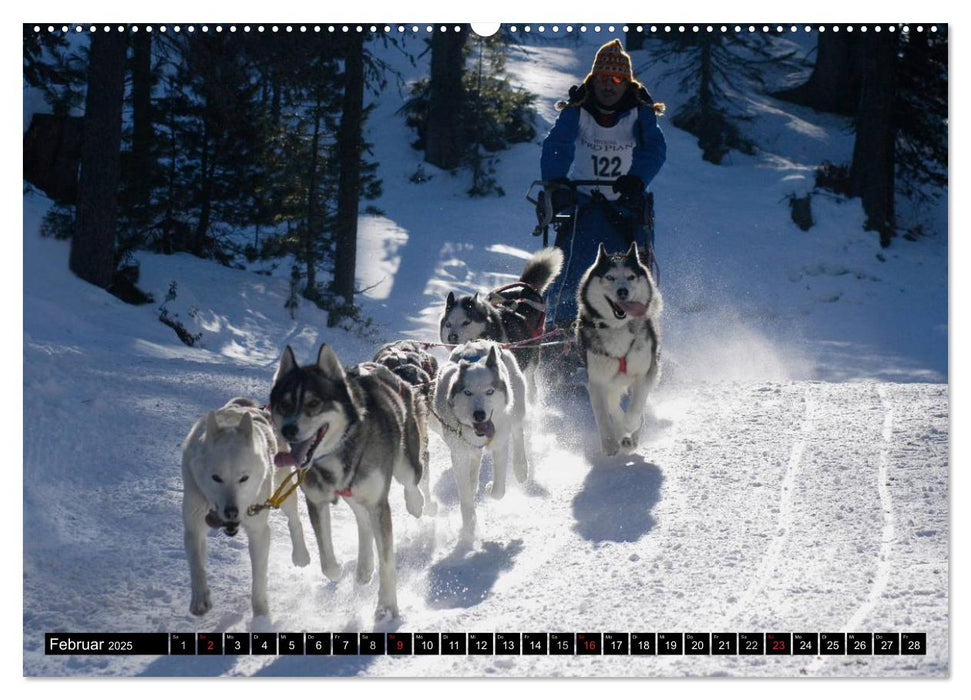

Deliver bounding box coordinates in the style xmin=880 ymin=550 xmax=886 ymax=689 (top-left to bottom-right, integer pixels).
xmin=276 ymin=435 xmax=314 ymax=468
xmin=274 ymin=452 xmax=298 ymax=468
xmin=617 ymin=300 xmax=648 ymax=318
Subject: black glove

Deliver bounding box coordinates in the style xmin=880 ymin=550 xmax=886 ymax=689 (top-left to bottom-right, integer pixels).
xmin=545 ymin=177 xmax=576 ymax=214
xmin=613 ymin=174 xmax=645 ymax=216
xmin=567 ymin=83 xmax=587 ymax=104
xmin=612 ymin=174 xmax=644 ymax=199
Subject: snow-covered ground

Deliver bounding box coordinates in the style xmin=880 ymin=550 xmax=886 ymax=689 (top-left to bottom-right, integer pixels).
xmin=21 ymin=27 xmax=948 ymax=679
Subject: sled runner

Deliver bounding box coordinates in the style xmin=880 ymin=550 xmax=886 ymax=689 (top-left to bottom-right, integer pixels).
xmin=526 ymin=178 xmax=659 ymax=329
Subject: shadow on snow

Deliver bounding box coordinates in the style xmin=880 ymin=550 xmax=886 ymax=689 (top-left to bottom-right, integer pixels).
xmin=424 ymin=538 xmax=524 ymax=610
xmin=571 ymin=455 xmax=662 ymax=543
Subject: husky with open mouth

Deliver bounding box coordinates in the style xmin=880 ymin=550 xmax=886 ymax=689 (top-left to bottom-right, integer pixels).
xmin=269 ymin=344 xmax=427 ymax=620
xmin=181 ymin=397 xmax=310 ymax=619
xmin=440 ymin=247 xmax=563 ymax=400
xmin=576 ymin=242 xmax=663 ymax=456
xmin=433 ymin=340 xmax=529 ymax=540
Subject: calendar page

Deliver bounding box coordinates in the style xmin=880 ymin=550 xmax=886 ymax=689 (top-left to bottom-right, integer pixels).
xmin=22 ymin=18 xmax=948 ymax=679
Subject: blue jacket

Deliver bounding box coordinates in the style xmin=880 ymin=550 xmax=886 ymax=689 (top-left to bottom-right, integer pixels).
xmin=541 ymin=98 xmax=666 ymax=189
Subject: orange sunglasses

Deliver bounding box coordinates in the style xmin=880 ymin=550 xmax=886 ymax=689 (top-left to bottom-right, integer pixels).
xmin=596 ymin=74 xmax=628 ymax=85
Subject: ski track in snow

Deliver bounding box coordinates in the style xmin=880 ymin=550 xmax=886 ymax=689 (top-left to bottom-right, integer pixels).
xmin=809 ymin=384 xmax=897 ymax=675
xmin=721 ymin=385 xmax=814 ymax=627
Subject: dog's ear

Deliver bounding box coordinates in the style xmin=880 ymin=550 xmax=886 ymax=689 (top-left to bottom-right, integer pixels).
xmin=238 ymin=410 xmax=254 ymax=439
xmin=274 ymin=345 xmax=298 ymax=385
xmin=446 ymin=291 xmax=456 ymax=309
xmin=448 ymin=364 xmax=468 ymax=405
xmin=595 ymin=242 xmax=609 ymax=265
xmin=625 ymin=241 xmax=638 ymax=261
xmin=316 ymin=343 xmax=344 ymax=380
xmin=205 ymin=410 xmax=220 ymax=437
xmin=486 ymin=344 xmax=499 ymax=369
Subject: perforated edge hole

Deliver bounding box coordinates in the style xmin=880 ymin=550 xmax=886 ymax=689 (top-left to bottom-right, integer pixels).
xmin=29 ymin=23 xmax=945 ymax=36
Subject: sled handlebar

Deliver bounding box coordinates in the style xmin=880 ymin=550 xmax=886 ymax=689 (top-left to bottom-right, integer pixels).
xmin=528 ymin=179 xmax=622 ymax=238
xmin=525 ymin=179 xmax=619 ymax=205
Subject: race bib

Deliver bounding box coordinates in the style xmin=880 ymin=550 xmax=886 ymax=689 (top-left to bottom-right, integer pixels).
xmin=569 ymin=109 xmax=638 ymax=200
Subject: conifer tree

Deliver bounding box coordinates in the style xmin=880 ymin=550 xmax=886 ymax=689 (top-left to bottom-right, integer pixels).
xmin=646 ymin=32 xmax=794 ymax=164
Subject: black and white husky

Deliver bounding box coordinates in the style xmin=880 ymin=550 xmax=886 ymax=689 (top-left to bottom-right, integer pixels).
xmin=440 ymin=247 xmax=563 ymax=398
xmin=269 ymin=344 xmax=428 ymax=620
xmin=433 ymin=340 xmax=529 ymax=540
xmin=577 ymin=242 xmax=663 ymax=456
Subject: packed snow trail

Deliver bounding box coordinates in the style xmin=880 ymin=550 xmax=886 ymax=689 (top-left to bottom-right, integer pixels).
xmin=23 ymin=356 xmax=948 ymax=676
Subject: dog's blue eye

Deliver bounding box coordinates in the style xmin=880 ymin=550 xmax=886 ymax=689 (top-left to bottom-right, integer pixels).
xmin=605 ymin=275 xmax=615 ymax=281
xmin=486 ymin=389 xmax=495 ymax=396
xmin=239 ymin=476 xmax=249 ymax=483
xmin=461 ymin=320 xmax=470 ymax=326
xmin=212 ymin=475 xmax=223 ymax=483
xmin=627 ymin=275 xmax=635 ymax=281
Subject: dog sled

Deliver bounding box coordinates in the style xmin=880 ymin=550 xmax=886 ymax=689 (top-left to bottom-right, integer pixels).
xmin=527 ymin=178 xmax=658 ymax=330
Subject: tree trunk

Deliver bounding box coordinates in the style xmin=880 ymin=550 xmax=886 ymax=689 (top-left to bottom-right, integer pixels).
xmin=70 ymin=31 xmax=128 ymax=289
xmin=775 ymin=32 xmax=864 ymax=115
xmin=850 ymin=31 xmax=897 ymax=247
xmin=131 ymin=31 xmax=153 ymax=217
xmin=696 ymin=36 xmax=725 ymax=163
xmin=330 ymin=34 xmax=365 ymax=319
xmin=303 ymin=87 xmax=323 ymax=299
xmin=193 ymin=115 xmax=212 ymax=255
xmin=425 ymin=26 xmax=468 ymax=170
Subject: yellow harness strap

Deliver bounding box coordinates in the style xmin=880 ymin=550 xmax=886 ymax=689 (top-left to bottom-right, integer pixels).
xmin=247 ymin=468 xmax=306 ymax=516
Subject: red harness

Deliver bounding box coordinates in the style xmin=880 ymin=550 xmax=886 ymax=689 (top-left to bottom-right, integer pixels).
xmin=487 ymin=282 xmax=547 ymax=340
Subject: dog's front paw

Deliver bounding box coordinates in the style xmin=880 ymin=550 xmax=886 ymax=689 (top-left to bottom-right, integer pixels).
xmin=252 ymin=597 xmax=269 ymax=619
xmin=488 ymin=480 xmax=505 ymax=500
xmin=355 ymin=561 xmax=374 ymax=585
xmin=404 ymin=487 xmax=424 ymax=519
xmin=292 ymin=544 xmax=311 ymax=568
xmin=513 ymin=458 xmax=529 ymax=484
xmin=459 ymin=521 xmax=477 ymax=545
xmin=600 ymin=435 xmax=621 ymax=457
xmin=374 ymin=603 xmax=399 ymax=622
xmin=189 ymin=589 xmax=212 ymax=616
xmin=321 ymin=559 xmax=342 ymax=582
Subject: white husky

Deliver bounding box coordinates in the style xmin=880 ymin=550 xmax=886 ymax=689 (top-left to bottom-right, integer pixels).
xmin=576 ymin=243 xmax=663 ymax=456
xmin=433 ymin=341 xmax=528 ymax=539
xmin=181 ymin=397 xmax=310 ymax=618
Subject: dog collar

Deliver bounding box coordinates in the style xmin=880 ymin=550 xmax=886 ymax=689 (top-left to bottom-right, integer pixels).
xmin=618 ymin=356 xmax=627 ymax=374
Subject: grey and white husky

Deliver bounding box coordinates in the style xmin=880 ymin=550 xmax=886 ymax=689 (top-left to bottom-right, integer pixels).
xmin=181 ymin=397 xmax=310 ymax=619
xmin=433 ymin=340 xmax=529 ymax=540
xmin=269 ymin=344 xmax=427 ymax=620
xmin=440 ymin=247 xmax=563 ymax=398
xmin=576 ymin=242 xmax=663 ymax=456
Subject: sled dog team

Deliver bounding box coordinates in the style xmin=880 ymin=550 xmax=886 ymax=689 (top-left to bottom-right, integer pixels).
xmin=182 ymin=243 xmax=662 ymax=620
